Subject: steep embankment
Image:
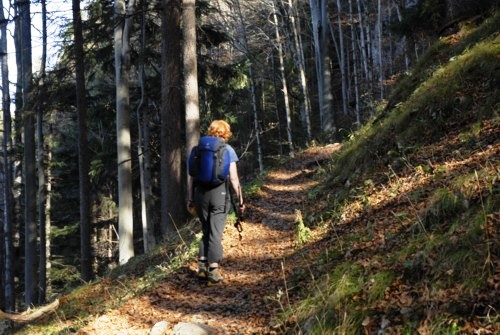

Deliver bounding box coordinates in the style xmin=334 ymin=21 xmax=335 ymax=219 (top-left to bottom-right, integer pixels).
xmin=277 ymin=11 xmax=499 ymax=335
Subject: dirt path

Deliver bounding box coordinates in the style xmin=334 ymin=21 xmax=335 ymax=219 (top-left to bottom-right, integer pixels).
xmin=76 ymin=145 xmax=340 ymax=335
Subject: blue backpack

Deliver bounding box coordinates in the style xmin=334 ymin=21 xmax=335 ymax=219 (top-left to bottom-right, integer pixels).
xmin=189 ymin=136 xmax=231 ymax=187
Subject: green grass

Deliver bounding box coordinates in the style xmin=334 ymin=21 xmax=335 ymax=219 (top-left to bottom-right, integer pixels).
xmin=291 ymin=263 xmax=367 ymax=334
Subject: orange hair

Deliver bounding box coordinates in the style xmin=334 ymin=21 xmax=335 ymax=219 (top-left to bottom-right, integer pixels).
xmin=208 ymin=120 xmax=232 ymax=141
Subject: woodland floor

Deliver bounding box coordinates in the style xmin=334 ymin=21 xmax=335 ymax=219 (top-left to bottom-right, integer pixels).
xmin=74 ymin=144 xmax=343 ymax=335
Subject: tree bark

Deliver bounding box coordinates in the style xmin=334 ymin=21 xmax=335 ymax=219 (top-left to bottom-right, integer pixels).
xmin=137 ymin=0 xmax=155 ymax=252
xmin=272 ymin=0 xmax=294 ymax=157
xmin=19 ymin=0 xmax=37 ymax=307
xmin=0 ymin=0 xmax=14 ymax=312
xmin=310 ymin=0 xmax=333 ymax=133
xmin=335 ymin=0 xmax=348 ymax=116
xmin=183 ymin=0 xmax=200 ymax=209
xmin=392 ymin=0 xmax=410 ymax=70
xmin=285 ymin=0 xmax=311 ymax=143
xmin=37 ymin=0 xmax=48 ymax=303
xmin=161 ymin=0 xmax=185 ymax=236
xmin=356 ymin=0 xmax=370 ymax=89
xmin=348 ymin=0 xmax=361 ymax=125
xmin=377 ymin=0 xmax=384 ymax=99
xmin=235 ymin=0 xmax=263 ymax=173
xmin=114 ymin=0 xmax=135 ymax=264
xmin=73 ymin=0 xmax=92 ymax=278
xmin=270 ymin=56 xmax=283 ymax=155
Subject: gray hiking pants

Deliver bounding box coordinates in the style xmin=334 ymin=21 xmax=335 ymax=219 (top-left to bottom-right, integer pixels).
xmin=195 ymin=182 xmax=230 ymax=264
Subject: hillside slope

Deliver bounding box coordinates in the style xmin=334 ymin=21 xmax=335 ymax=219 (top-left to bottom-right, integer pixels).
xmin=10 ymin=9 xmax=499 ymax=335
xmin=281 ymin=11 xmax=499 ymax=335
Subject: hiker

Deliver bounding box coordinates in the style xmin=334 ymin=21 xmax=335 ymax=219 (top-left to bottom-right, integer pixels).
xmin=188 ymin=120 xmax=245 ymax=283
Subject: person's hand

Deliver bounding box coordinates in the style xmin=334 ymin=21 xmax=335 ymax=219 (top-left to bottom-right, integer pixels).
xmin=187 ymin=200 xmax=196 ymax=216
xmin=238 ymin=203 xmax=246 ymax=216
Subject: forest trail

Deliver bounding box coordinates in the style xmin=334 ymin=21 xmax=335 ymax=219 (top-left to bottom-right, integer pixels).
xmin=76 ymin=144 xmax=341 ymax=335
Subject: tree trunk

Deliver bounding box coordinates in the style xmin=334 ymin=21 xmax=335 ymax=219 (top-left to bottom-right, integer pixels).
xmin=114 ymin=0 xmax=135 ymax=264
xmin=0 ymin=0 xmax=14 ymax=312
xmin=235 ymin=0 xmax=263 ymax=172
xmin=248 ymin=68 xmax=263 ymax=173
xmin=310 ymin=0 xmax=333 ymax=133
xmin=12 ymin=4 xmax=23 ymax=287
xmin=392 ymin=0 xmax=410 ymax=70
xmin=349 ymin=0 xmax=361 ymax=125
xmin=19 ymin=0 xmax=37 ymax=307
xmin=357 ymin=0 xmax=371 ymax=98
xmin=42 ymin=127 xmax=52 ymax=302
xmin=364 ymin=1 xmax=374 ymax=105
xmin=377 ymin=0 xmax=384 ymax=99
xmin=137 ymin=0 xmax=155 ymax=252
xmin=73 ymin=0 xmax=92 ymax=278
xmin=309 ymin=0 xmax=324 ymax=128
xmin=161 ymin=0 xmax=185 ymax=236
xmin=37 ymin=0 xmax=48 ymax=303
xmin=285 ymin=0 xmax=311 ymax=143
xmin=335 ymin=0 xmax=348 ymax=116
xmin=321 ymin=0 xmax=333 ymax=133
xmin=183 ymin=0 xmax=200 ymax=209
xmin=270 ymin=56 xmax=283 ymax=155
xmin=272 ymin=0 xmax=294 ymax=157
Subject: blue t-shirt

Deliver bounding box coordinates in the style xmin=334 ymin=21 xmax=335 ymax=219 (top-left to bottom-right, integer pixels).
xmin=226 ymin=144 xmax=239 ymax=163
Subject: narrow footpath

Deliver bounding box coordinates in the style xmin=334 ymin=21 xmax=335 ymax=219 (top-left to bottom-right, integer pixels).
xmin=77 ymin=145 xmax=340 ymax=335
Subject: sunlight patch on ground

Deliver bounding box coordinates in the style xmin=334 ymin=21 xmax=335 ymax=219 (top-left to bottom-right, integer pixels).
xmin=264 ymin=180 xmax=319 ymax=192
xmin=267 ymin=170 xmax=304 ymax=180
xmin=83 ymin=313 xmax=148 ymax=335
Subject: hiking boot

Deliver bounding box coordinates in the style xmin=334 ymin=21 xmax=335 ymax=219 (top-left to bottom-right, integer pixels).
xmin=207 ymin=267 xmax=223 ymax=284
xmin=197 ymin=262 xmax=208 ymax=280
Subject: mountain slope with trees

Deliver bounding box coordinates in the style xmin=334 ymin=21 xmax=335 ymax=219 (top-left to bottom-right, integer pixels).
xmin=7 ymin=9 xmax=499 ymax=334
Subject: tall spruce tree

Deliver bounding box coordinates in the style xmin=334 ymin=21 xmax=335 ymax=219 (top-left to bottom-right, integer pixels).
xmin=160 ymin=0 xmax=184 ymax=236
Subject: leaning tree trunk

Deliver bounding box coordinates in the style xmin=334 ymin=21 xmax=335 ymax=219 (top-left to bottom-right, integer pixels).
xmin=0 ymin=0 xmax=14 ymax=312
xmin=114 ymin=0 xmax=135 ymax=264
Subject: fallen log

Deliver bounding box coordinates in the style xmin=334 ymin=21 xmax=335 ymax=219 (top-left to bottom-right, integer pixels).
xmin=0 ymin=299 xmax=59 ymax=323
